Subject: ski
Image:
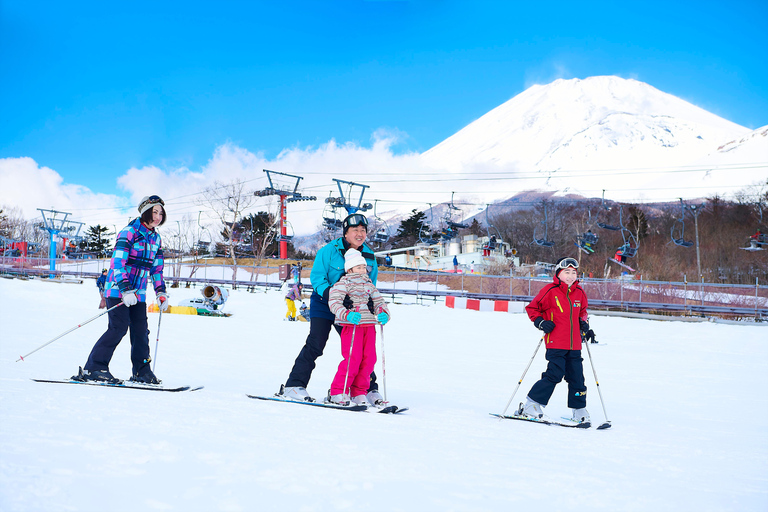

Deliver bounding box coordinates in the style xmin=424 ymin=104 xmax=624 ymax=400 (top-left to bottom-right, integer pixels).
xmin=246 ymin=394 xmax=367 ymax=412
xmin=561 ymin=416 xmax=612 ymax=429
xmin=490 ymin=413 xmax=591 ymax=429
xmin=32 ymin=378 xmax=201 ymax=392
xmin=372 ymin=403 xmax=409 ymax=414
xmin=608 ymin=258 xmax=636 ymax=272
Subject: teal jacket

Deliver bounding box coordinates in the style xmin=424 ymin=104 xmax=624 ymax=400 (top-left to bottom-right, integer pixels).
xmin=309 ymin=238 xmax=378 ymax=320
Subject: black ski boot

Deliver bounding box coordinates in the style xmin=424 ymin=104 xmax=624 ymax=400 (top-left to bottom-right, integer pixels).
xmin=130 ymin=368 xmax=161 ymax=385
xmin=72 ymin=366 xmax=122 ymax=384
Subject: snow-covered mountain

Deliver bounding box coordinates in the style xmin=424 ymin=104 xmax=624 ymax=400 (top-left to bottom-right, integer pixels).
xmin=420 ymin=76 xmax=766 ymax=203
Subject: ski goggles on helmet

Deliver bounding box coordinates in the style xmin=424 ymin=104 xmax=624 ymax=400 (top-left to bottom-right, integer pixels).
xmin=342 ymin=213 xmax=368 ymax=231
xmin=555 ymin=257 xmax=579 ymax=271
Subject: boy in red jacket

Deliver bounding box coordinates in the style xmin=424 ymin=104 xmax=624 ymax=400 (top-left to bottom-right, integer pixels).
xmin=522 ymin=257 xmax=596 ymax=424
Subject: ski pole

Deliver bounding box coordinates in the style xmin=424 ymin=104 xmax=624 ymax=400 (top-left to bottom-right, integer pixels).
xmin=17 ymin=302 xmax=124 ymax=362
xmin=152 ymin=309 xmax=163 ymax=373
xmin=500 ymin=336 xmax=544 ymax=417
xmin=584 ymin=336 xmax=612 ymax=429
xmin=341 ymin=323 xmax=357 ymax=404
xmin=379 ymin=324 xmax=387 ymax=402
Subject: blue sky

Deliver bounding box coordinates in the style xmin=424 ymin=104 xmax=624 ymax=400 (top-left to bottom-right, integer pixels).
xmin=1 ymin=0 xmax=767 ymax=198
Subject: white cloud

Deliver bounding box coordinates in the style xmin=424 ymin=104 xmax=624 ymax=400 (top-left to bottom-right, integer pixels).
xmin=1 ymin=132 xmax=528 ymax=238
xmin=0 ymin=157 xmax=129 ymax=228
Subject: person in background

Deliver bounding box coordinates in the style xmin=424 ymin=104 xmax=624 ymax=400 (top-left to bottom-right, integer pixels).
xmin=453 ymin=255 xmax=459 ymax=273
xmin=72 ymin=195 xmax=170 ymax=384
xmin=97 ymin=268 xmax=108 ymax=309
xmin=279 ymin=213 xmax=383 ymax=404
xmin=285 ymin=282 xmax=303 ymax=321
xmin=520 ymin=257 xmax=596 ymax=424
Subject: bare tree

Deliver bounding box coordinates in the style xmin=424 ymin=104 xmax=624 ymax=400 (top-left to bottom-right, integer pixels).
xmin=196 ymin=179 xmax=257 ymax=286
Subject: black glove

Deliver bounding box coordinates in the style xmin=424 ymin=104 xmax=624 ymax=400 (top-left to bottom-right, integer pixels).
xmin=580 ymin=319 xmax=597 ymax=343
xmin=343 ymin=294 xmax=353 ymax=310
xmin=367 ymin=296 xmax=375 ymax=314
xmin=322 ymin=288 xmax=330 ymax=303
xmin=534 ymin=317 xmax=555 ymax=333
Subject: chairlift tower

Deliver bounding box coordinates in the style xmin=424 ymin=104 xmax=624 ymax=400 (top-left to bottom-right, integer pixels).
xmin=254 ymin=170 xmax=316 ymax=259
xmin=686 ymin=201 xmax=706 ymax=283
xmin=329 ymin=178 xmax=373 ymax=215
xmin=37 ymin=209 xmax=84 ymax=278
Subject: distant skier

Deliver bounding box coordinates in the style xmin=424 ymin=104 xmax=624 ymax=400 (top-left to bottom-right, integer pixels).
xmin=285 ymin=282 xmax=303 ymax=321
xmin=326 ymin=248 xmax=390 ymax=405
xmin=520 ymin=256 xmax=597 ymax=424
xmin=96 ymin=268 xmax=107 ymax=309
xmin=453 ymin=255 xmax=459 ymax=273
xmin=72 ymin=195 xmax=170 ymax=384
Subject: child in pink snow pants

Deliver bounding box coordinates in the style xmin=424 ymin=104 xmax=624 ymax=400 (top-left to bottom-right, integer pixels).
xmin=328 ymin=248 xmax=390 ymax=404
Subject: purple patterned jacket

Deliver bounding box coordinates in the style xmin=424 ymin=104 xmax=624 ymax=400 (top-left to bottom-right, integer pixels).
xmin=103 ymin=218 xmax=166 ymax=302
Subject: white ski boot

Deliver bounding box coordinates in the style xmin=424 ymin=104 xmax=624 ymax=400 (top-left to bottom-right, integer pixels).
xmin=571 ymin=408 xmax=590 ymax=424
xmin=329 ymin=393 xmax=351 ymax=405
xmin=521 ymin=397 xmax=547 ymax=419
xmin=282 ymin=385 xmax=311 ymax=402
xmin=366 ymin=390 xmax=385 ymax=406
xmin=351 ymin=395 xmax=370 ymax=406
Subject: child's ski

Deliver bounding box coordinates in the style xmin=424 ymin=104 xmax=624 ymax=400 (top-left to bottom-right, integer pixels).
xmin=246 ymin=394 xmax=367 ymax=412
xmin=490 ymin=413 xmax=591 ymax=429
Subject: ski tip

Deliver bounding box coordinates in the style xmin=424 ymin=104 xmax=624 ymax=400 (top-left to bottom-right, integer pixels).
xmin=597 ymin=422 xmax=612 ymax=430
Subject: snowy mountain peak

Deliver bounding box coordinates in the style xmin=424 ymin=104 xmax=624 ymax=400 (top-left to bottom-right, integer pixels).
xmin=421 ymin=76 xmax=751 ymax=174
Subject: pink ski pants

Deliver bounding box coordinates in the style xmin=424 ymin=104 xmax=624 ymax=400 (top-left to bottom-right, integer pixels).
xmin=330 ymin=324 xmax=377 ymax=397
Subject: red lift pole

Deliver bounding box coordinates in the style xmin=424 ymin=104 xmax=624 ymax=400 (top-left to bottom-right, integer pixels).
xmin=254 ymin=170 xmax=316 ymax=260
xmin=278 ymin=193 xmax=288 ymax=259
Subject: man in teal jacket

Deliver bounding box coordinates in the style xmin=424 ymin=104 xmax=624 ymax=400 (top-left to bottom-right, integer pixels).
xmin=281 ymin=213 xmax=381 ymax=403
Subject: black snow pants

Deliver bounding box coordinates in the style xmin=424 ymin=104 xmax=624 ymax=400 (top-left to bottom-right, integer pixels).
xmin=84 ymin=298 xmax=151 ymax=376
xmin=285 ymin=315 xmax=378 ymax=392
xmin=527 ymin=348 xmax=587 ymax=409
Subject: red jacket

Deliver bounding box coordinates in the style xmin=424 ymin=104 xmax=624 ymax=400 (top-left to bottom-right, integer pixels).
xmin=525 ymin=276 xmax=589 ymax=350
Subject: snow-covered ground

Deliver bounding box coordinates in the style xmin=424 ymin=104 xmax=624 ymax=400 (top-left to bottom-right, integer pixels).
xmin=1 ymin=277 xmax=766 ymax=511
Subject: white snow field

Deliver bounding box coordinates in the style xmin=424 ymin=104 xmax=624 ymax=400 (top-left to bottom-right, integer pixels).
xmin=1 ymin=277 xmax=766 ymax=512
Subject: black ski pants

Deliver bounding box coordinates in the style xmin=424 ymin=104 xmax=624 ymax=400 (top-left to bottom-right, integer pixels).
xmin=528 ymin=349 xmax=587 ymax=409
xmin=84 ymin=298 xmax=151 ymax=376
xmin=286 ymin=315 xmax=378 ymax=392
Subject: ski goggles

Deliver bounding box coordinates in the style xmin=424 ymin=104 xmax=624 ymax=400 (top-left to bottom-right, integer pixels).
xmin=138 ymin=195 xmax=165 ymax=214
xmin=555 ymin=257 xmax=579 ymax=271
xmin=342 ymin=213 xmax=368 ymax=231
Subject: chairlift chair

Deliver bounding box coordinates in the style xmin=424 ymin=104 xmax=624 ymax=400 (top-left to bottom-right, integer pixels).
xmin=596 ymin=190 xmax=621 ymax=231
xmin=482 ymin=203 xmax=505 ymax=252
xmin=532 ymin=202 xmax=556 ymax=247
xmin=418 ymin=203 xmax=440 ymax=245
xmin=370 ymin=200 xmax=391 ymax=244
xmin=671 ymin=199 xmax=694 ymax=247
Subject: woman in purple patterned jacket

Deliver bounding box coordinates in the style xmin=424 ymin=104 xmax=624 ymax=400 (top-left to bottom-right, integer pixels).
xmin=72 ymin=195 xmax=170 ymax=385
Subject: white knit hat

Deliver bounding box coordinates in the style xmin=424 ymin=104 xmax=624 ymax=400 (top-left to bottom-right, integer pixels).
xmin=344 ymin=248 xmax=367 ymax=272
xmin=138 ymin=195 xmax=165 ymax=216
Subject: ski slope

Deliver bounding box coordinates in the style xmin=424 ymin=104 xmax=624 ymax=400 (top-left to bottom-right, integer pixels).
xmin=1 ymin=277 xmax=766 ymax=511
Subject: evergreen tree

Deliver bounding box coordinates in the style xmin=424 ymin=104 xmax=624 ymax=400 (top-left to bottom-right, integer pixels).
xmin=392 ymin=209 xmax=430 ymax=248
xmin=238 ymin=212 xmax=279 ymax=257
xmin=84 ymin=225 xmax=112 ymax=257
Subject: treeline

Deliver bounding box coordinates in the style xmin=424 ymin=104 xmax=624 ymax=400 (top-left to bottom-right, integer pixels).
xmin=488 ymin=195 xmax=767 ymax=284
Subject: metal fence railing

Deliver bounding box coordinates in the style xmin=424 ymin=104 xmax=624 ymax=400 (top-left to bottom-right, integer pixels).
xmin=2 ymin=256 xmax=766 ymax=319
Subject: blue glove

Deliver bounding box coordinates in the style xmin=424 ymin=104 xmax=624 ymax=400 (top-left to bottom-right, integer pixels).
xmin=377 ymin=312 xmax=389 ymax=325
xmin=346 ymin=311 xmax=362 ymax=325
